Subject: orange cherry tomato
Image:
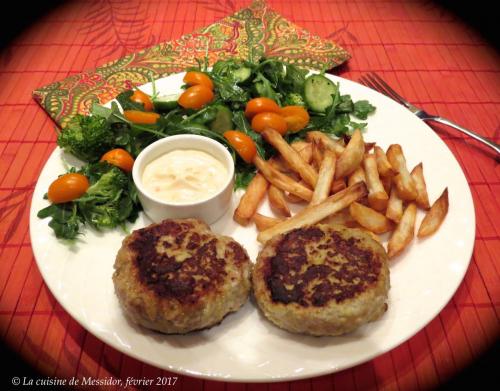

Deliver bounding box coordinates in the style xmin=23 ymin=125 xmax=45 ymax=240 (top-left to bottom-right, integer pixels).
xmin=123 ymin=110 xmax=160 ymax=125
xmin=279 ymin=105 xmax=310 ymax=133
xmin=223 ymin=130 xmax=257 ymax=164
xmin=251 ymin=112 xmax=288 ymax=135
xmin=178 ymin=85 xmax=214 ymax=109
xmin=183 ymin=71 xmax=214 ymax=90
xmin=130 ymin=89 xmax=153 ymax=111
xmin=100 ymin=148 xmax=135 ymax=173
xmin=48 ymin=173 xmax=90 ymax=204
xmin=245 ymin=97 xmax=281 ymax=118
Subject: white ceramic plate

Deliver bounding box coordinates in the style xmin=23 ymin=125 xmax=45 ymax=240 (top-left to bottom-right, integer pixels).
xmin=30 ymin=73 xmax=475 ymax=382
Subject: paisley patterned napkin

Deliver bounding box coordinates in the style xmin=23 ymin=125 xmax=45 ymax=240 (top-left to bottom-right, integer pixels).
xmin=33 ymin=0 xmax=350 ymax=127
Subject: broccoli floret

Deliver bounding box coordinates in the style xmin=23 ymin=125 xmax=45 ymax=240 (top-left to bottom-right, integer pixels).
xmin=57 ymin=115 xmax=115 ymax=162
xmin=75 ymin=164 xmax=130 ymax=228
xmin=283 ymin=92 xmax=306 ymax=107
xmin=84 ymin=165 xmax=128 ymax=198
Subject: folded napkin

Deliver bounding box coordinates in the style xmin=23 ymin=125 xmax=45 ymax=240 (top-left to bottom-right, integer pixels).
xmin=33 ymin=0 xmax=349 ymax=127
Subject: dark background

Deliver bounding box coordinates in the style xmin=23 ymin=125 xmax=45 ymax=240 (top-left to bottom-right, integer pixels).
xmin=0 ymin=0 xmax=497 ymax=388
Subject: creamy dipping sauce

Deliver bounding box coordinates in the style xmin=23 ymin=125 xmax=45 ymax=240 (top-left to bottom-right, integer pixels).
xmin=142 ymin=149 xmax=228 ymax=204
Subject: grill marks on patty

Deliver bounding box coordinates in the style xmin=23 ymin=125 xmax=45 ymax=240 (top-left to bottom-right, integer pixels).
xmin=264 ymin=226 xmax=383 ymax=307
xmin=128 ymin=220 xmax=233 ymax=304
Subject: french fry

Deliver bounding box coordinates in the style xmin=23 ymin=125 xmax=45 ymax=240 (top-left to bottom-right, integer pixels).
xmin=322 ymin=207 xmax=359 ymax=228
xmin=348 ymin=166 xmax=366 ymax=187
xmin=374 ymin=146 xmax=396 ymax=177
xmin=311 ymin=139 xmax=324 ymax=169
xmin=262 ymin=128 xmax=318 ymax=188
xmin=310 ymin=149 xmax=336 ymax=206
xmin=418 ymin=188 xmax=449 ymax=237
xmin=257 ymin=182 xmax=368 ymax=243
xmin=343 ymin=135 xmax=375 ymax=153
xmin=387 ymin=203 xmax=417 ymax=258
xmin=411 ymin=163 xmax=431 ymax=210
xmin=364 ymin=142 xmax=376 ymax=153
xmin=254 ymin=156 xmax=313 ymax=202
xmin=292 ymin=142 xmax=313 ymax=164
xmin=380 ymin=175 xmax=392 ymax=195
xmin=349 ymin=202 xmax=393 ymax=234
xmin=364 ymin=153 xmax=389 ymax=211
xmin=269 ymin=156 xmax=290 ymax=173
xmin=393 ymin=174 xmax=417 ymax=201
xmin=290 ymin=140 xmax=310 ymax=152
xmin=386 ymin=144 xmax=417 ymax=201
xmin=331 ymin=178 xmax=347 ymax=194
xmin=268 ymin=185 xmax=291 ymax=217
xmin=280 ymin=168 xmax=305 ymax=203
xmin=335 ymin=129 xmax=365 ymax=179
xmin=284 ymin=192 xmax=304 ymax=203
xmin=306 ymin=131 xmax=345 ymax=156
xmin=386 ymin=185 xmax=403 ymax=223
xmin=253 ymin=213 xmax=284 ymax=231
xmin=233 ymin=173 xmax=268 ymax=226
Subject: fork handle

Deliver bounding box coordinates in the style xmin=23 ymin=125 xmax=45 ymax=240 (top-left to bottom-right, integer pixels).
xmin=425 ymin=116 xmax=500 ymax=155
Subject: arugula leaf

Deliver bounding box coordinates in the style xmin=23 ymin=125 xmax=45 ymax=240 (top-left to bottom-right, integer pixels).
xmin=181 ymin=105 xmax=218 ymax=125
xmin=211 ymin=59 xmax=254 ymax=84
xmin=91 ymin=103 xmax=112 ymax=119
xmin=281 ymin=63 xmax=308 ymax=93
xmin=253 ymin=72 xmax=281 ymax=102
xmin=234 ymin=166 xmax=257 ymax=190
xmin=353 ymin=100 xmax=376 ymax=120
xmin=37 ymin=203 xmax=82 ymax=240
xmin=336 ymin=95 xmax=354 ymax=113
xmin=210 ymin=73 xmax=249 ymax=105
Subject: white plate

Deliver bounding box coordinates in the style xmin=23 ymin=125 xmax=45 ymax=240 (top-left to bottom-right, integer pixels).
xmin=30 ymin=73 xmax=475 ymax=382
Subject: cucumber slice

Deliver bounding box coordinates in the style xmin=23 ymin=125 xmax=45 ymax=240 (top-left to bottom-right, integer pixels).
xmin=233 ymin=67 xmax=252 ymax=83
xmin=304 ymin=74 xmax=337 ymax=112
xmin=209 ymin=105 xmax=233 ymax=134
xmin=153 ymin=94 xmax=180 ymax=112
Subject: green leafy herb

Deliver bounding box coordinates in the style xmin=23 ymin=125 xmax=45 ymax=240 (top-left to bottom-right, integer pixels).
xmin=235 ymin=166 xmax=257 ymax=190
xmin=37 ymin=203 xmax=82 ymax=240
xmin=353 ymin=100 xmax=376 ymax=120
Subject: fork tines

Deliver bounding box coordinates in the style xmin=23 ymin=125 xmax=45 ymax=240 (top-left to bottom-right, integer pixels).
xmin=359 ymin=73 xmax=406 ymax=105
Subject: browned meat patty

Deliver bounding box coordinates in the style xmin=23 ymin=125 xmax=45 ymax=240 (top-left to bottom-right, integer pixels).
xmin=113 ymin=218 xmax=252 ymax=334
xmin=253 ymin=224 xmax=390 ymax=336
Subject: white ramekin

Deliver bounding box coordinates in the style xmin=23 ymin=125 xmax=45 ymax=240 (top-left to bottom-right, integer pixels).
xmin=132 ymin=134 xmax=234 ymax=224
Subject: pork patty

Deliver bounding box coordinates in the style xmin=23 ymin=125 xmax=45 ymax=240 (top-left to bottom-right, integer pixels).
xmin=113 ymin=218 xmax=252 ymax=334
xmin=253 ymin=224 xmax=390 ymax=336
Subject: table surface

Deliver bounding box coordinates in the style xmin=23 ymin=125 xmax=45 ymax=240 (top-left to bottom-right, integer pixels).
xmin=0 ymin=0 xmax=498 ymax=389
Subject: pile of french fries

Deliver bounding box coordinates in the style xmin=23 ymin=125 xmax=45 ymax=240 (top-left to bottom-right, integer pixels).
xmin=234 ymin=128 xmax=449 ymax=259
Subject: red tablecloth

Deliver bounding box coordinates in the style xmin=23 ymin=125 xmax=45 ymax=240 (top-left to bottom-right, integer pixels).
xmin=0 ymin=0 xmax=498 ymax=389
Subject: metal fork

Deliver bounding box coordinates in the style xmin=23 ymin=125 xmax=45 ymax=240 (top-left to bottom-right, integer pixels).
xmin=359 ymin=72 xmax=500 ymax=155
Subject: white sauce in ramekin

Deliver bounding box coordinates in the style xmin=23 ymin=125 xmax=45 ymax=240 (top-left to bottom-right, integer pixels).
xmin=141 ymin=149 xmax=228 ymax=204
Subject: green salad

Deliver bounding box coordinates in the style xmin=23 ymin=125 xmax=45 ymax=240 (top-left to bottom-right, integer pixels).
xmin=38 ymin=57 xmax=375 ymax=240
